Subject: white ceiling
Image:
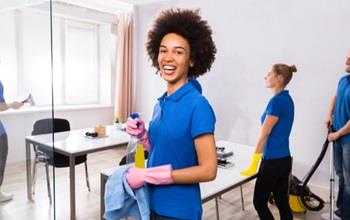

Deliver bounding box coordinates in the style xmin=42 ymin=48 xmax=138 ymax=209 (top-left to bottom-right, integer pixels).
xmin=0 ymin=0 xmax=169 ymax=12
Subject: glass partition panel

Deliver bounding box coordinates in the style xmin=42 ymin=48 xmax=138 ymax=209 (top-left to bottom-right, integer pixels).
xmin=1 ymin=1 xmax=122 ymax=219
xmin=0 ymin=0 xmax=54 ymax=219
xmin=50 ymin=1 xmax=122 ymax=219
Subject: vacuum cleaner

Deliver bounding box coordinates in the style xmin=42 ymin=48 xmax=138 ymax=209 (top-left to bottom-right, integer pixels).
xmin=271 ymin=126 xmax=331 ymax=213
xmin=290 ymin=126 xmax=334 ymax=212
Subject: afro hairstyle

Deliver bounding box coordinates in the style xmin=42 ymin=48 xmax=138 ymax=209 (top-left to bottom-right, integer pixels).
xmin=146 ymin=8 xmax=217 ymax=78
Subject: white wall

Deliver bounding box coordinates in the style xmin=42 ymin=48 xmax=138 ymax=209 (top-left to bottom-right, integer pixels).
xmin=133 ymin=0 xmax=350 ymax=188
xmin=1 ymin=106 xmax=114 ymax=163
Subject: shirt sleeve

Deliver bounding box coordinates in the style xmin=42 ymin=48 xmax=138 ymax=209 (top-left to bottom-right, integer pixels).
xmin=266 ymin=97 xmax=282 ymax=117
xmin=190 ymin=97 xmax=216 ymax=138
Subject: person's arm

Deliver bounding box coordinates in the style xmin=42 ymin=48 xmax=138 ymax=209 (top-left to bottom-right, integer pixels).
xmin=328 ymin=119 xmax=350 ymax=141
xmin=325 ymin=95 xmax=336 ymax=126
xmin=240 ymin=115 xmax=278 ymax=176
xmin=126 ymin=133 xmax=217 ymax=188
xmin=171 ymin=133 xmax=217 ymax=183
xmin=0 ymin=102 xmax=10 ymax=111
xmin=0 ymin=101 xmax=23 ymax=111
xmin=254 ymin=115 xmax=279 ymax=154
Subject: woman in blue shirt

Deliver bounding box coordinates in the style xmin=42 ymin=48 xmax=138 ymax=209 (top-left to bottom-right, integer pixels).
xmin=0 ymin=80 xmax=23 ymax=202
xmin=241 ymin=64 xmax=297 ymax=220
xmin=125 ymin=8 xmax=217 ymax=220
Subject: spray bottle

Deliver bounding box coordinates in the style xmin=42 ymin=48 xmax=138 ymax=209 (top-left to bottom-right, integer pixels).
xmin=126 ymin=113 xmax=145 ymax=168
xmin=21 ymin=93 xmax=35 ymax=106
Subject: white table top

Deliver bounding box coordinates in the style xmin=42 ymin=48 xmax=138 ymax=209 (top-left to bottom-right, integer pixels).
xmin=200 ymin=140 xmax=255 ymax=200
xmin=25 ymin=125 xmax=130 ymax=155
xmin=100 ymin=140 xmax=256 ymax=201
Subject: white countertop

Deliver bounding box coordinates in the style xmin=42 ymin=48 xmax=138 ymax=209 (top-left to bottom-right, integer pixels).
xmin=26 ymin=125 xmax=130 ymax=155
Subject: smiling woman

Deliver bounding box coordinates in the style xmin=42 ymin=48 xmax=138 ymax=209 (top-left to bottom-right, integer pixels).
xmin=157 ymin=33 xmax=192 ymax=94
xmin=146 ymin=8 xmax=216 ymax=79
xmin=124 ymin=8 xmax=218 ymax=220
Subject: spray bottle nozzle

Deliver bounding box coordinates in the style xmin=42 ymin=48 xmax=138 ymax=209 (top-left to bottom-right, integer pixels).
xmin=130 ymin=113 xmax=139 ymax=119
xmin=130 ymin=113 xmax=140 ymax=127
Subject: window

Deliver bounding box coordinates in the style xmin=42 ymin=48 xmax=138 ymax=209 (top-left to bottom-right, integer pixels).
xmin=60 ymin=20 xmax=99 ymax=105
xmin=0 ymin=8 xmax=113 ymax=107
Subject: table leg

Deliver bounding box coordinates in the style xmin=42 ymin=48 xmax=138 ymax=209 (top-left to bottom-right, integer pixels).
xmin=69 ymin=155 xmax=76 ymax=220
xmin=26 ymin=140 xmax=33 ymax=201
xmin=100 ymin=174 xmax=107 ymax=220
xmin=215 ymin=197 xmax=220 ymax=220
xmin=240 ymin=185 xmax=245 ymax=211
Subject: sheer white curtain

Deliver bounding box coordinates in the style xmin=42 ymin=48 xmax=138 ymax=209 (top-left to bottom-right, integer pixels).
xmin=114 ymin=12 xmax=134 ymax=122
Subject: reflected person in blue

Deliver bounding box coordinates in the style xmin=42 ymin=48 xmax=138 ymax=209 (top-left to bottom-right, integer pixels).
xmin=0 ymin=80 xmax=23 ymax=202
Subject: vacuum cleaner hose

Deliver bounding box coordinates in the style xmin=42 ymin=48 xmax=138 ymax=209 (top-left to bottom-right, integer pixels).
xmin=298 ymin=125 xmax=332 ymax=211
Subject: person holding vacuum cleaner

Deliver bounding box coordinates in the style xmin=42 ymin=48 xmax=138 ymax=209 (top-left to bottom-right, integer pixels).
xmin=125 ymin=8 xmax=217 ymax=219
xmin=241 ymin=64 xmax=297 ymax=220
xmin=325 ymin=50 xmax=350 ymax=220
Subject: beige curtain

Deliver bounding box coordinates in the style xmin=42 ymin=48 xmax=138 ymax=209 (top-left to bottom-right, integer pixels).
xmin=114 ymin=12 xmax=134 ymax=122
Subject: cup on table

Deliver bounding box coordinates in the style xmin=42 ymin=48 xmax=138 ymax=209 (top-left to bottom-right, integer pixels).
xmin=94 ymin=125 xmax=106 ymax=137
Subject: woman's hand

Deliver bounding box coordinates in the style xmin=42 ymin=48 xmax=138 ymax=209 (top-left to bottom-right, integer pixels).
xmin=126 ymin=165 xmax=173 ymax=189
xmin=126 ymin=117 xmax=146 ymax=137
xmin=125 ymin=117 xmax=151 ymax=150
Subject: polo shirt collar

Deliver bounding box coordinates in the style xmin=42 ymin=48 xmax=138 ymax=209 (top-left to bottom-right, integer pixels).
xmin=276 ymin=90 xmax=289 ymax=96
xmin=158 ymin=79 xmax=202 ymax=102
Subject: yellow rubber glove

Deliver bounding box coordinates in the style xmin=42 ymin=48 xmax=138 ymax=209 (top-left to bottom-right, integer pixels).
xmin=240 ymin=153 xmax=262 ymax=176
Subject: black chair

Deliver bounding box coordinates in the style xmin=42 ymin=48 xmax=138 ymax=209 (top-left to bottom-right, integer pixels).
xmin=31 ymin=118 xmax=90 ymax=204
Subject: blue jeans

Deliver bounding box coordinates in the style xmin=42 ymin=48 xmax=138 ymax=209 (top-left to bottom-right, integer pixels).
xmin=333 ymin=140 xmax=350 ymax=220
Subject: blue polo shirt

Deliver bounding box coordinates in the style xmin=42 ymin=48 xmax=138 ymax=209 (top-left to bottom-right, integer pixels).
xmin=261 ymin=90 xmax=294 ymax=159
xmin=147 ymin=79 xmax=216 ymax=219
xmin=333 ymin=75 xmax=350 ymax=144
xmin=0 ymin=81 xmax=6 ymax=135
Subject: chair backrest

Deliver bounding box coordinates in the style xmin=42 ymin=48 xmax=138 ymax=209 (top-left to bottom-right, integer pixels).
xmin=32 ymin=118 xmax=70 ymax=135
xmin=31 ymin=118 xmax=87 ymax=167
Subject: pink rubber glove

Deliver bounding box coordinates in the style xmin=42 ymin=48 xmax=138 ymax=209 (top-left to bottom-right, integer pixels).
xmin=126 ymin=164 xmax=174 ymax=189
xmin=126 ymin=117 xmax=150 ymax=150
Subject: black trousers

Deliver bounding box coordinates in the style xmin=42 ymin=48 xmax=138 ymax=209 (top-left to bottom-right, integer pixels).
xmin=253 ymin=156 xmax=293 ymax=220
